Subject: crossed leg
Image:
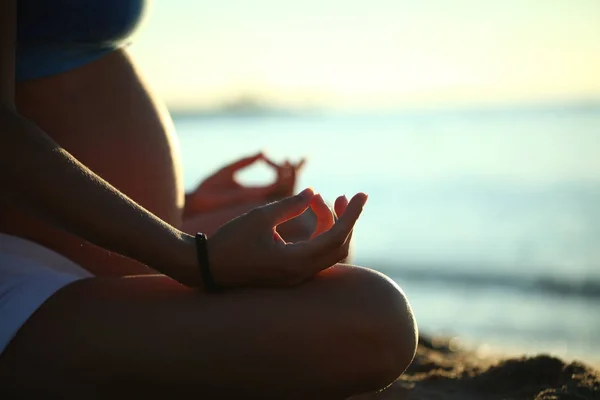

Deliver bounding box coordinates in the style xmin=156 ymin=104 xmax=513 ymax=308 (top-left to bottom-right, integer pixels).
xmin=0 ymin=265 xmax=417 ymax=399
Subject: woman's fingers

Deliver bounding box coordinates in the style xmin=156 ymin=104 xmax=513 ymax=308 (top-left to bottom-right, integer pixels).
xmin=294 ymin=158 xmax=306 ymax=172
xmin=263 ymin=156 xmax=302 ymax=179
xmin=334 ymin=195 xmax=349 ymax=220
xmin=312 ymin=241 xmax=351 ymax=273
xmin=303 ymin=226 xmax=354 ymax=275
xmin=259 ymin=157 xmax=300 ymax=199
xmin=290 ymin=193 xmax=367 ymax=259
xmin=221 ymin=152 xmax=263 ymax=174
xmin=334 ymin=195 xmax=354 ymax=258
xmin=261 ymin=155 xmax=281 ymax=170
xmin=310 ymin=194 xmax=335 ymax=239
xmin=257 ymin=188 xmax=315 ymax=226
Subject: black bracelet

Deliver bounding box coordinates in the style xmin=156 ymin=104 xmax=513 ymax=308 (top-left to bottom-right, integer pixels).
xmin=195 ymin=233 xmax=220 ymax=292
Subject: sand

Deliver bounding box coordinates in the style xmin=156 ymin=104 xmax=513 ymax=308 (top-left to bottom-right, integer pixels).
xmin=353 ymin=336 xmax=600 ymax=399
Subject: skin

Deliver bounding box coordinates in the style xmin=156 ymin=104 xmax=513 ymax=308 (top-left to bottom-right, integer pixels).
xmin=15 ymin=51 xmax=306 ymax=234
xmin=0 ymin=1 xmax=417 ymax=397
xmin=8 ymin=49 xmax=311 ymax=276
xmin=0 ymin=266 xmax=417 ymax=399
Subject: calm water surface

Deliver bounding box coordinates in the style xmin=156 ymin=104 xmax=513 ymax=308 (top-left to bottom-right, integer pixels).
xmin=173 ymin=105 xmax=600 ymax=363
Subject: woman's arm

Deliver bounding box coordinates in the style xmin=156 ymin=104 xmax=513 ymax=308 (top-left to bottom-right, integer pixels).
xmin=1 ymin=109 xmax=200 ymax=284
xmin=1 ymin=1 xmax=198 ymax=285
xmin=1 ymin=1 xmax=364 ymax=290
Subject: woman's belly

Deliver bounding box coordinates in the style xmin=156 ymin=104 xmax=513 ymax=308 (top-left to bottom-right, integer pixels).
xmin=2 ymin=49 xmax=184 ymax=275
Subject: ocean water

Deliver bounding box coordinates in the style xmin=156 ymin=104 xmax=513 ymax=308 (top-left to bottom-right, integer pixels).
xmin=172 ymin=104 xmax=600 ymax=364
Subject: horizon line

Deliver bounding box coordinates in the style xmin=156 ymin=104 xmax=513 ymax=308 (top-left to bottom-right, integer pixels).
xmin=167 ymin=96 xmax=600 ymax=116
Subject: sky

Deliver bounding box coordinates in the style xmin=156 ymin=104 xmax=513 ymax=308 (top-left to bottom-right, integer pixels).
xmin=128 ymin=0 xmax=600 ymax=111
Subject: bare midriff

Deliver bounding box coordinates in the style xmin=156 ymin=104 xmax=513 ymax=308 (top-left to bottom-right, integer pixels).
xmin=1 ymin=49 xmax=184 ymax=276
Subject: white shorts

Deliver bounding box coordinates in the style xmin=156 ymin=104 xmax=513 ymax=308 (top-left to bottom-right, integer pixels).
xmin=0 ymin=233 xmax=93 ymax=354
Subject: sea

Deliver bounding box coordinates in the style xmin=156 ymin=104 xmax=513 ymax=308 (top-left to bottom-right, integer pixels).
xmin=172 ymin=103 xmax=600 ymax=364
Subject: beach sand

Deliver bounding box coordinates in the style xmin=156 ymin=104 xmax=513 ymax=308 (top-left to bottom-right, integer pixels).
xmin=352 ymin=336 xmax=600 ymax=399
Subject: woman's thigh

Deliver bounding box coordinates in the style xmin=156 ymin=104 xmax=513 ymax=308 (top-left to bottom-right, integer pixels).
xmin=0 ymin=265 xmax=417 ymax=398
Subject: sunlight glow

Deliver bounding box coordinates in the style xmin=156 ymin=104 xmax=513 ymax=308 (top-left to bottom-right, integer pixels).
xmin=129 ymin=0 xmax=600 ymax=110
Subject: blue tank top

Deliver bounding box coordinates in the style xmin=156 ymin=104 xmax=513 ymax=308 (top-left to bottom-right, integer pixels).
xmin=16 ymin=0 xmax=147 ymax=81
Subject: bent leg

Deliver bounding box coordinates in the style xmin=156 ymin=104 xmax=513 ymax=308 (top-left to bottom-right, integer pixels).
xmin=0 ymin=265 xmax=417 ymax=399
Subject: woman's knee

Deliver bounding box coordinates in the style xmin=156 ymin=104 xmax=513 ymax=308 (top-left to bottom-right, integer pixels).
xmin=318 ymin=265 xmax=418 ymax=393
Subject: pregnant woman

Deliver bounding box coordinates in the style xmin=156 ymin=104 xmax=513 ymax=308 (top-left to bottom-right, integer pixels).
xmin=0 ymin=1 xmax=417 ymax=398
xmin=5 ymin=0 xmax=311 ymax=276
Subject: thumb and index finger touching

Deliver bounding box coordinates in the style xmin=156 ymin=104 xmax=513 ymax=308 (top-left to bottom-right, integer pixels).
xmin=258 ymin=189 xmax=367 ymax=248
xmin=253 ymin=188 xmax=367 ymax=281
xmin=263 ymin=155 xmax=306 ymax=173
xmin=295 ymin=192 xmax=367 ymax=258
xmin=257 ymin=187 xmax=316 ymax=226
xmin=258 ymin=188 xmax=366 ymax=232
xmin=219 ymin=152 xmax=367 ymax=252
xmin=221 ymin=152 xmax=264 ymax=174
xmin=222 ymin=152 xmax=305 ymax=175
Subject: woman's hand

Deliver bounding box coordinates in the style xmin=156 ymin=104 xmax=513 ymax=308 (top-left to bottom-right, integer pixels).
xmin=184 ymin=153 xmax=305 ymax=216
xmin=309 ymin=192 xmax=350 ymax=239
xmin=263 ymin=157 xmax=305 ymax=200
xmin=206 ymin=188 xmax=367 ymax=288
